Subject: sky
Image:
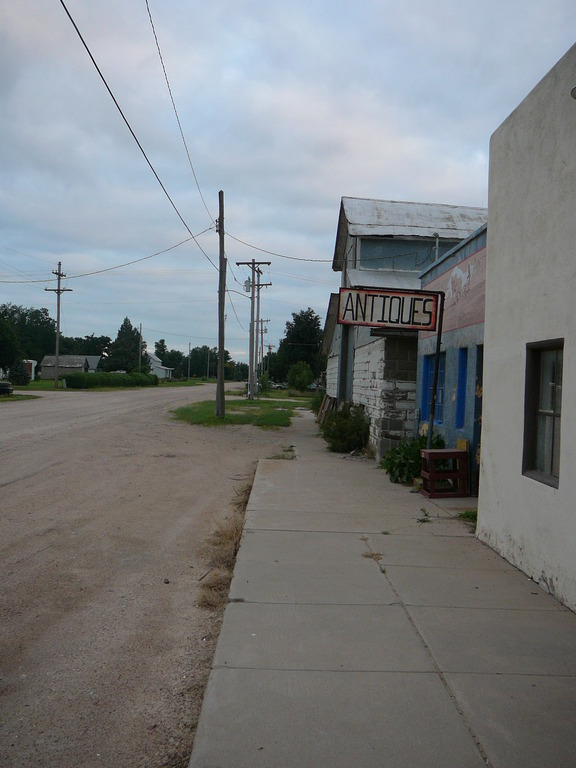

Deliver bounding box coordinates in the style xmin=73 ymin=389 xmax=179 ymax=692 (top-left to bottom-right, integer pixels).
xmin=1 ymin=1 xmax=575 ymax=364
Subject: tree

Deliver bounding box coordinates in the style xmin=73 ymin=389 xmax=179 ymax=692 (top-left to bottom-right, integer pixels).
xmin=0 ymin=317 xmax=22 ymax=373
xmin=163 ymin=349 xmax=186 ymax=379
xmin=60 ymin=334 xmax=111 ymax=357
xmin=287 ymin=361 xmax=314 ymax=391
xmin=9 ymin=359 xmax=31 ymax=386
xmin=0 ymin=303 xmax=56 ymax=363
xmin=155 ymin=339 xmax=168 ymax=360
xmin=272 ymin=308 xmax=324 ymax=382
xmin=102 ymin=317 xmax=148 ymax=373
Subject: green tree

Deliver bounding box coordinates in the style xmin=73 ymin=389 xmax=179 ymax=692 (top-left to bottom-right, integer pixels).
xmin=163 ymin=349 xmax=186 ymax=378
xmin=60 ymin=334 xmax=111 ymax=357
xmin=102 ymin=317 xmax=148 ymax=373
xmin=0 ymin=317 xmax=22 ymax=373
xmin=272 ymin=308 xmax=324 ymax=382
xmin=287 ymin=361 xmax=314 ymax=391
xmin=155 ymin=339 xmax=168 ymax=360
xmin=0 ymin=303 xmax=56 ymax=362
xmin=9 ymin=359 xmax=31 ymax=386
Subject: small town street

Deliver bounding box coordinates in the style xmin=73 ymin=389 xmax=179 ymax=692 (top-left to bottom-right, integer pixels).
xmin=0 ymin=384 xmax=294 ymax=768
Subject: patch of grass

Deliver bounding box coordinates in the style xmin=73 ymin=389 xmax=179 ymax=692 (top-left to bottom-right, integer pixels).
xmin=0 ymin=394 xmax=40 ymax=403
xmin=269 ymin=445 xmax=296 ymax=460
xmin=173 ymin=398 xmax=297 ymax=428
xmin=457 ymin=508 xmax=478 ymax=525
xmin=417 ymin=508 xmax=431 ymax=524
xmin=197 ymin=481 xmax=253 ymax=610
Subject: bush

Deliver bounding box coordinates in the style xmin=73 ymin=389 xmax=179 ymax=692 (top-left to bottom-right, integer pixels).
xmin=287 ymin=361 xmax=314 ymax=391
xmin=9 ymin=359 xmax=31 ymax=386
xmin=320 ymin=404 xmax=369 ymax=453
xmin=381 ymin=434 xmax=445 ymax=484
xmin=310 ymin=390 xmax=324 ymax=415
xmin=64 ymin=372 xmax=158 ymax=389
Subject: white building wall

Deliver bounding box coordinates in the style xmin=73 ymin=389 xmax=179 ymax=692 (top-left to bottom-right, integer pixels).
xmin=352 ymin=338 xmax=385 ymax=447
xmin=477 ymin=44 xmax=576 ymax=610
xmin=325 ymin=354 xmax=339 ymax=397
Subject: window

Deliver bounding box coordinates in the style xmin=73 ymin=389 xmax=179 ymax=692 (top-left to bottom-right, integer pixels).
xmin=523 ymin=340 xmax=563 ymax=487
xmin=421 ymin=352 xmax=446 ymax=423
xmin=456 ymin=348 xmax=468 ymax=429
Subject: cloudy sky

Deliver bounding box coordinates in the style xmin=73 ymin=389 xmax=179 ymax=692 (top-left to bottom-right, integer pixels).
xmin=1 ymin=1 xmax=575 ymax=363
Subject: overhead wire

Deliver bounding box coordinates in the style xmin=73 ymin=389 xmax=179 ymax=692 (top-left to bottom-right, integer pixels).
xmin=145 ymin=0 xmax=215 ymax=225
xmin=58 ymin=0 xmax=218 ymax=271
xmin=0 ymin=232 xmax=212 ymax=284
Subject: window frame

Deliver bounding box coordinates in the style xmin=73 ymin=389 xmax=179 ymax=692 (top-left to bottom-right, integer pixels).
xmin=421 ymin=351 xmax=446 ymax=424
xmin=522 ymin=339 xmax=563 ymax=489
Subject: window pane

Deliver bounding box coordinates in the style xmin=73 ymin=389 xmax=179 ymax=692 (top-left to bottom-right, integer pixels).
xmin=538 ymin=351 xmax=556 ymax=411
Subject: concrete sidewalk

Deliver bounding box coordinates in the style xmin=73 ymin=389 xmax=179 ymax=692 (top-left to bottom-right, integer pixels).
xmin=189 ymin=411 xmax=576 ymax=768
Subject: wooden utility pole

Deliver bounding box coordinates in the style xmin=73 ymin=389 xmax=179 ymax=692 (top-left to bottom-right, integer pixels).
xmin=45 ymin=262 xmax=72 ymax=389
xmin=236 ymin=259 xmax=271 ymax=399
xmin=216 ymin=190 xmax=226 ymax=417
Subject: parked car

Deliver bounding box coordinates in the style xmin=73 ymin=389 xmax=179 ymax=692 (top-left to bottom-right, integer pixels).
xmin=270 ymin=382 xmax=286 ymax=390
xmin=0 ymin=381 xmax=14 ymax=396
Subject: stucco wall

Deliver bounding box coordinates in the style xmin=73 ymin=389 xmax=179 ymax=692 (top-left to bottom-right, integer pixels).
xmin=477 ymin=44 xmax=576 ymax=610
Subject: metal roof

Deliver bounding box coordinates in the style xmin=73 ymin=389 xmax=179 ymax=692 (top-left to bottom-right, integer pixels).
xmin=333 ymin=197 xmax=487 ymax=271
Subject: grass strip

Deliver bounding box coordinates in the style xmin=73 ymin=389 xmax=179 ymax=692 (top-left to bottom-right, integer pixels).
xmin=173 ymin=398 xmax=298 ymax=428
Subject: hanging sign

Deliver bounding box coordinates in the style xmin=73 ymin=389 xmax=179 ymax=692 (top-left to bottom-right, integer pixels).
xmin=337 ymin=287 xmax=441 ymax=331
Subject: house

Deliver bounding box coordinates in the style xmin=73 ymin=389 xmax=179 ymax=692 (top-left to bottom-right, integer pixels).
xmin=416 ymin=224 xmax=486 ymax=493
xmin=326 ymin=196 xmax=487 ymax=459
xmin=477 ymin=44 xmax=576 ymax=610
xmin=40 ymin=355 xmax=90 ymax=379
xmin=148 ymin=352 xmax=173 ymax=380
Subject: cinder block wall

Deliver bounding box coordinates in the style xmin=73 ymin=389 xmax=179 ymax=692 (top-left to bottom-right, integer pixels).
xmin=352 ymin=336 xmax=418 ymax=459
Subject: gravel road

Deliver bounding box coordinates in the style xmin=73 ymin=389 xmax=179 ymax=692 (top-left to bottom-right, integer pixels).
xmin=0 ymin=385 xmax=294 ymax=768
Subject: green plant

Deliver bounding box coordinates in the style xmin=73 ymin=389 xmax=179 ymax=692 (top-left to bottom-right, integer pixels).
xmin=9 ymin=359 xmax=31 ymax=386
xmin=457 ymin=509 xmax=478 ymax=526
xmin=287 ymin=361 xmax=314 ymax=391
xmin=381 ymin=434 xmax=445 ymax=484
xmin=310 ymin=390 xmax=324 ymax=415
xmin=320 ymin=404 xmax=369 ymax=453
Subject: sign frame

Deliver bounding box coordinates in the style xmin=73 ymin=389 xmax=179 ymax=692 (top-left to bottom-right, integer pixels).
xmin=337 ymin=286 xmax=442 ymax=332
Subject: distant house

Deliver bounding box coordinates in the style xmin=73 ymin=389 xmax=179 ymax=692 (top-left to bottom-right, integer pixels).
xmin=148 ymin=352 xmax=173 ymax=380
xmin=477 ymin=43 xmax=576 ymax=610
xmin=325 ymin=196 xmax=487 ymax=459
xmin=416 ymin=224 xmax=486 ymax=492
xmin=40 ymin=355 xmax=101 ymax=379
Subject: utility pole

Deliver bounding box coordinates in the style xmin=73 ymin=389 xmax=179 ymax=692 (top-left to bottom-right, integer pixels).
xmin=216 ymin=190 xmax=226 ymax=417
xmin=236 ymin=259 xmax=271 ymax=399
xmin=138 ymin=323 xmax=143 ymax=372
xmin=259 ymin=319 xmax=269 ymax=377
xmin=45 ymin=261 xmax=72 ymax=389
xmin=187 ymin=342 xmax=191 ymax=380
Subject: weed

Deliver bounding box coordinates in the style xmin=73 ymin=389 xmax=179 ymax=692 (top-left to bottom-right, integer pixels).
xmin=320 ymin=404 xmax=369 ymax=453
xmin=457 ymin=508 xmax=478 ymax=528
xmin=380 ymin=434 xmax=445 ymax=484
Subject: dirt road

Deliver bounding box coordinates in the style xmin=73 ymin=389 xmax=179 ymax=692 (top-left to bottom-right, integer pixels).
xmin=0 ymin=385 xmax=296 ymax=768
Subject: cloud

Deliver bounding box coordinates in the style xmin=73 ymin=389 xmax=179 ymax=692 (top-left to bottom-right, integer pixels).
xmin=1 ymin=0 xmax=576 ymax=358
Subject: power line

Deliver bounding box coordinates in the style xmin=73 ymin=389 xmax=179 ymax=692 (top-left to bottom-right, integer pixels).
xmin=226 ymin=231 xmax=332 ymax=262
xmin=58 ymin=0 xmax=217 ymax=270
xmin=0 ymin=231 xmax=212 ymax=284
xmin=145 ymin=0 xmax=215 ymax=225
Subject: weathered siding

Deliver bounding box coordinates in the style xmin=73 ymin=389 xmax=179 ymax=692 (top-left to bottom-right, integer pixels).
xmin=351 ymin=335 xmax=418 ymax=459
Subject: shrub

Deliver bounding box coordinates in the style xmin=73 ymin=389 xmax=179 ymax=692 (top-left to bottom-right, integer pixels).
xmin=320 ymin=404 xmax=369 ymax=453
xmin=287 ymin=361 xmax=314 ymax=391
xmin=9 ymin=359 xmax=31 ymax=386
xmin=310 ymin=390 xmax=324 ymax=415
xmin=64 ymin=372 xmax=158 ymax=389
xmin=381 ymin=434 xmax=445 ymax=484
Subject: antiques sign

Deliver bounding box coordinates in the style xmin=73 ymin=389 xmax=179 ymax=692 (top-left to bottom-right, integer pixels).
xmin=338 ymin=287 xmax=441 ymax=331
